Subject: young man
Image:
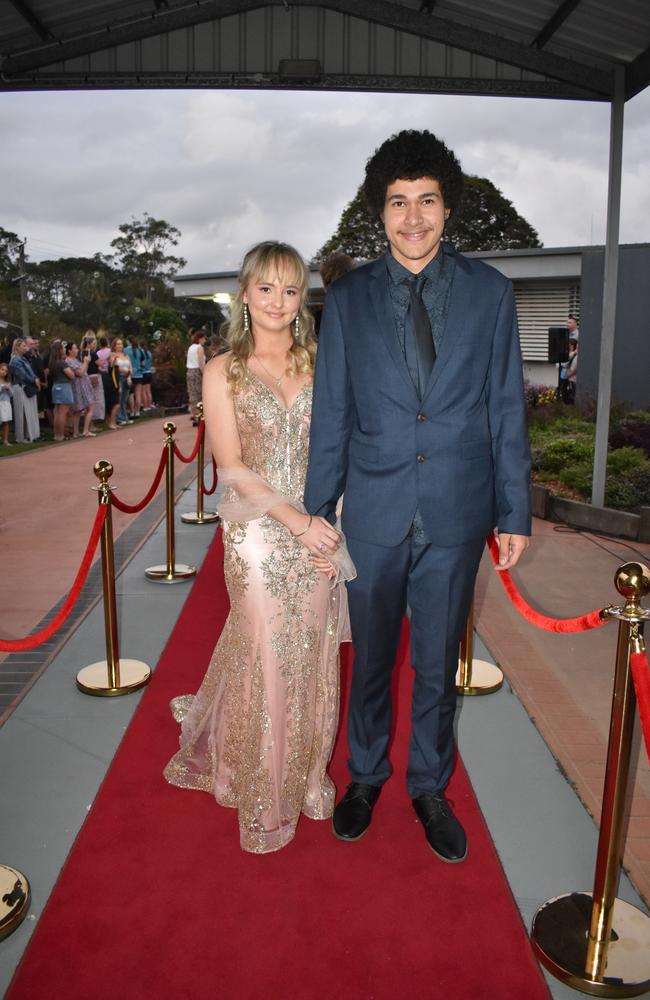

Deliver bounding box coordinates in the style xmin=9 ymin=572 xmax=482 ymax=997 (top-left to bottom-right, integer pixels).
xmin=304 ymin=130 xmax=531 ymax=862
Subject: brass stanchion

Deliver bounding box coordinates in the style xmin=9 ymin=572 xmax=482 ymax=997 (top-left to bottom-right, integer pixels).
xmin=0 ymin=865 xmax=30 ymax=941
xmin=455 ymin=598 xmax=503 ymax=695
xmin=531 ymin=562 xmax=650 ymax=998
xmin=77 ymin=461 xmax=151 ymax=695
xmin=181 ymin=404 xmax=219 ymax=526
xmin=145 ymin=421 xmax=197 ymax=583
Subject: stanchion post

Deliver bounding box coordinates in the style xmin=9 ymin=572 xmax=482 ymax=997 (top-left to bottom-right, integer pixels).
xmin=145 ymin=421 xmax=197 ymax=583
xmin=455 ymin=598 xmax=504 ymax=696
xmin=77 ymin=460 xmax=151 ymax=696
xmin=531 ymin=561 xmax=650 ymax=998
xmin=0 ymin=865 xmax=30 ymax=941
xmin=181 ymin=403 xmax=219 ymax=526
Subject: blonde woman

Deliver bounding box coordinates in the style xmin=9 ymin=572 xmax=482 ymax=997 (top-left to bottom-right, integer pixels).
xmin=8 ymin=338 xmax=40 ymax=443
xmin=81 ymin=330 xmax=105 ymax=423
xmin=165 ymin=242 xmax=354 ymax=854
xmin=109 ymin=337 xmax=132 ymax=425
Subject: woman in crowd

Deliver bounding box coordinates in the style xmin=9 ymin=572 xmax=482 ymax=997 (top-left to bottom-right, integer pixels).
xmin=66 ymin=341 xmax=95 ymax=437
xmin=97 ymin=335 xmax=120 ymax=430
xmin=8 ymin=338 xmax=40 ymax=443
xmin=0 ymin=362 xmax=13 ymax=446
xmin=48 ymin=340 xmax=75 ymax=442
xmin=139 ymin=340 xmax=155 ymax=411
xmin=110 ymin=337 xmax=133 ymax=425
xmin=164 ymin=241 xmax=354 ymax=854
xmin=81 ymin=331 xmax=105 ymax=424
xmin=125 ymin=336 xmax=144 ymax=418
xmin=185 ymin=329 xmax=206 ymax=426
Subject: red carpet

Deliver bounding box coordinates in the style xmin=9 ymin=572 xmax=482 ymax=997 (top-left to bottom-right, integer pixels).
xmin=7 ymin=532 xmax=550 ymax=1000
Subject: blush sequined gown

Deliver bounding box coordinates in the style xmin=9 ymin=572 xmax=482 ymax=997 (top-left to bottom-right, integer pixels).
xmin=164 ymin=373 xmax=341 ymax=853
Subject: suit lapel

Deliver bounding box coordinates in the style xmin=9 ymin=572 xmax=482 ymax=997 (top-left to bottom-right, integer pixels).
xmin=368 ymin=260 xmax=420 ymax=402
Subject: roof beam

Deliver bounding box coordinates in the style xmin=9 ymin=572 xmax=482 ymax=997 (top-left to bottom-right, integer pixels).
xmin=8 ymin=0 xmax=53 ymax=42
xmin=0 ymin=70 xmax=606 ymax=101
xmin=335 ymin=0 xmax=609 ymax=93
xmin=532 ymin=0 xmax=583 ymax=50
xmin=626 ymin=43 xmax=650 ymax=99
xmin=0 ymin=0 xmax=612 ymax=97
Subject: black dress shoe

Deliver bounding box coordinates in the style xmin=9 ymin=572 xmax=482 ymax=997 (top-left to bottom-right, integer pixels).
xmin=332 ymin=782 xmax=381 ymax=841
xmin=412 ymin=793 xmax=467 ymax=863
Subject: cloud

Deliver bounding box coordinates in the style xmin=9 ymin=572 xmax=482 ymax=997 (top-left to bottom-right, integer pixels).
xmin=0 ymin=86 xmax=648 ymax=273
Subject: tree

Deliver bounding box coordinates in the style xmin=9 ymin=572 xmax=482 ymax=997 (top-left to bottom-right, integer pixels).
xmin=315 ymin=176 xmax=541 ymax=260
xmin=108 ymin=213 xmax=187 ymax=301
xmin=26 ymin=256 xmax=118 ymax=326
xmin=446 ymin=176 xmax=541 ymax=251
xmin=0 ymin=226 xmax=24 ymax=281
xmin=0 ymin=227 xmax=25 ymax=335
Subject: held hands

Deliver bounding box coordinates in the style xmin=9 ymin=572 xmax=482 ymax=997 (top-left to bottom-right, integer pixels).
xmin=495 ymin=532 xmax=530 ymax=571
xmin=291 ymin=512 xmax=340 ymax=560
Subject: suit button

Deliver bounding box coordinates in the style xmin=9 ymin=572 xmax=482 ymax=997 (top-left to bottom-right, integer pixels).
xmin=417 ymin=454 xmax=425 ymax=463
xmin=417 ymin=413 xmax=427 ymax=422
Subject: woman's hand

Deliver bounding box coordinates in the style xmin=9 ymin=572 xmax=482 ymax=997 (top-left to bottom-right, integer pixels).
xmin=290 ymin=513 xmax=340 ymax=556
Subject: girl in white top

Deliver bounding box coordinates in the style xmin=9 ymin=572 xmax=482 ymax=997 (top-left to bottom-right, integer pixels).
xmin=186 ymin=330 xmax=206 ymax=426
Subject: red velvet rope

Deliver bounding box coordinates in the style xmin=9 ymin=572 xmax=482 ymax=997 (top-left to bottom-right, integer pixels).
xmin=202 ymin=457 xmax=218 ymax=496
xmin=0 ymin=505 xmax=107 ymax=652
xmin=486 ymin=532 xmax=607 ymax=633
xmin=630 ymin=649 xmax=650 ymax=766
xmin=111 ymin=448 xmax=167 ymax=514
xmin=173 ymin=423 xmax=203 ymax=464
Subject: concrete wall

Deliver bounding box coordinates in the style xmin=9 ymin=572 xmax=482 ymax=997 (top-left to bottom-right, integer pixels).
xmin=579 ymin=245 xmax=650 ymax=409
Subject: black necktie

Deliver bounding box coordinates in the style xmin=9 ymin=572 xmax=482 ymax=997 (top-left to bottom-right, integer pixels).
xmin=404 ymin=274 xmax=435 ymax=398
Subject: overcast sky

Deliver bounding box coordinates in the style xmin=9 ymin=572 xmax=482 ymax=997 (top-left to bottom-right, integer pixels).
xmin=1 ymin=85 xmax=649 ymax=275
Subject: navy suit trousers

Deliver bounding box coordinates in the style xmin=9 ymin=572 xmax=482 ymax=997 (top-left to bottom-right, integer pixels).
xmin=345 ymin=533 xmax=485 ymax=796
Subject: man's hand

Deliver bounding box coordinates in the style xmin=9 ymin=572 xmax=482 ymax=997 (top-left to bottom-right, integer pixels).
xmin=495 ymin=532 xmax=529 ymax=571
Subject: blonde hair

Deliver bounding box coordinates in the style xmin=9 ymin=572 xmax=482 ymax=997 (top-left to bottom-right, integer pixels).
xmin=81 ymin=329 xmax=97 ymax=350
xmin=224 ymin=241 xmax=315 ymax=394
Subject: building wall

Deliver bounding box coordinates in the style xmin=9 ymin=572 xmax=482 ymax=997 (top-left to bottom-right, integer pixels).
xmin=579 ymin=245 xmax=650 ymax=409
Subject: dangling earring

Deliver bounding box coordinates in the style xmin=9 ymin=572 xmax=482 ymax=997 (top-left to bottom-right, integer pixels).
xmin=294 ymin=314 xmax=300 ymax=339
xmin=243 ymin=303 xmax=250 ymax=334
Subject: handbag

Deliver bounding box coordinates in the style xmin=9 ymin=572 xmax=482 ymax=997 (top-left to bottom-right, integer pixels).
xmin=22 ymin=382 xmax=38 ymax=398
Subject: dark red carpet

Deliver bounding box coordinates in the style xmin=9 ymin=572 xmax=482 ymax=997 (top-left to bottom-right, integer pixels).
xmin=7 ymin=532 xmax=550 ymax=1000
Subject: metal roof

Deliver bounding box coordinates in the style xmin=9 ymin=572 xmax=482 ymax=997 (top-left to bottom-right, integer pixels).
xmin=1 ymin=0 xmax=649 ymax=100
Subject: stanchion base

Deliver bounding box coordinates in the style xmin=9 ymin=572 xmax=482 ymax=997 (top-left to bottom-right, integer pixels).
xmin=0 ymin=865 xmax=30 ymax=941
xmin=456 ymin=658 xmax=504 ymax=696
xmin=180 ymin=512 xmax=220 ymax=525
xmin=76 ymin=659 xmax=151 ymax=696
xmin=531 ymin=892 xmax=650 ymax=997
xmin=145 ymin=563 xmax=197 ymax=583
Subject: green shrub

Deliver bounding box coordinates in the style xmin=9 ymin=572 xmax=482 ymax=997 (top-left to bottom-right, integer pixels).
xmin=605 ymin=466 xmax=650 ymax=511
xmin=538 ymin=438 xmax=594 ymax=474
xmin=558 ymin=464 xmax=592 ymax=494
xmin=606 ymin=447 xmax=650 ymax=477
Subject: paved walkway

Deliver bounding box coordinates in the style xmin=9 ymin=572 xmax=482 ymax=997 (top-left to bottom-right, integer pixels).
xmin=0 ymin=413 xmax=201 ymax=645
xmin=1 ymin=422 xmax=649 ymax=908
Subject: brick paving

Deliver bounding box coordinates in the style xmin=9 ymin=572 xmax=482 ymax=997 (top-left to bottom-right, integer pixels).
xmin=0 ymin=412 xmax=203 ymax=718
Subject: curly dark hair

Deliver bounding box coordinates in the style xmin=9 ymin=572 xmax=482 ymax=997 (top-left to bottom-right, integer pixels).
xmin=363 ymin=129 xmax=464 ymax=220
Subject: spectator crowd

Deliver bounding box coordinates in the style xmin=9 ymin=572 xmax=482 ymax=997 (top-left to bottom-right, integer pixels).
xmin=0 ymin=331 xmax=157 ymax=447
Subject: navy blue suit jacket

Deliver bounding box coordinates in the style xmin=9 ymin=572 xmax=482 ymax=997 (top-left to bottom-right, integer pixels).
xmin=304 ymin=246 xmax=532 ymax=548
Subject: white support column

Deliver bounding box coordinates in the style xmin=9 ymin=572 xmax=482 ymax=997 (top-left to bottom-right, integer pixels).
xmin=591 ymin=65 xmax=625 ymax=507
